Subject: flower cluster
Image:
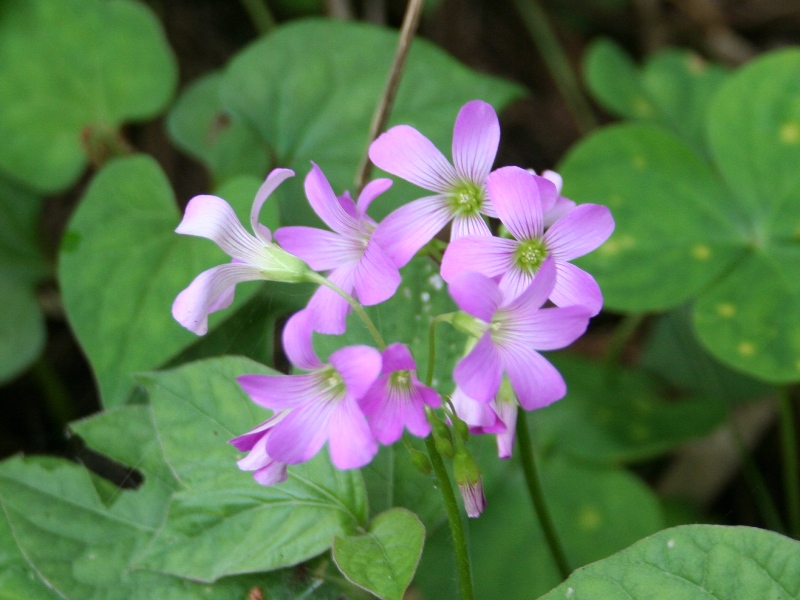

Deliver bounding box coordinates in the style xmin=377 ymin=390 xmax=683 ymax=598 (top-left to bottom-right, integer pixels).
xmin=173 ymin=100 xmax=614 ymax=516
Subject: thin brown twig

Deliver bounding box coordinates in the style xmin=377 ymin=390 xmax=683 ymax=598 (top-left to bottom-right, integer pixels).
xmin=354 ymin=0 xmax=425 ymax=192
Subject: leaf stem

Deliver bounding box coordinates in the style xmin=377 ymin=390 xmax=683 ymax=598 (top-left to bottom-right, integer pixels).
xmin=31 ymin=357 xmax=75 ymax=429
xmin=778 ymin=386 xmax=800 ymax=537
xmin=516 ymin=414 xmax=571 ymax=580
xmin=311 ymin=274 xmax=386 ymax=349
xmin=511 ymin=0 xmax=597 ymax=135
xmin=354 ymin=0 xmax=425 ymax=192
xmin=424 ymin=431 xmax=475 ymax=600
xmin=239 ymin=0 xmax=277 ymax=34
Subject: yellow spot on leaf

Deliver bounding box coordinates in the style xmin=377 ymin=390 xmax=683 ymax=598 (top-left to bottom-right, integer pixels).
xmin=716 ymin=303 xmax=735 ymax=318
xmin=630 ymin=423 xmax=649 ymax=441
xmin=598 ymin=235 xmax=634 ymax=257
xmin=632 ymin=97 xmax=653 ymax=118
xmin=632 ymin=155 xmax=646 ymax=169
xmin=691 ymin=244 xmax=711 ymax=260
xmin=608 ymin=194 xmax=623 ymax=207
xmin=738 ymin=342 xmax=755 ymax=357
xmin=780 ymin=122 xmax=800 ymax=145
xmin=687 ymin=54 xmax=707 ymax=74
xmin=579 ymin=507 xmax=602 ymax=531
xmin=795 ymin=359 xmax=800 ymax=371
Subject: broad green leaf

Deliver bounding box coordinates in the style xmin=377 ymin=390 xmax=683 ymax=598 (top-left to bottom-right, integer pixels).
xmin=560 ymin=124 xmax=746 ymax=312
xmin=0 ymin=0 xmax=177 ymax=192
xmin=0 ymin=180 xmax=47 ymax=284
xmin=641 ymin=306 xmax=772 ymax=402
xmin=134 ymin=356 xmax=368 ymax=582
xmin=221 ymin=19 xmax=524 ymax=226
xmin=414 ymin=456 xmax=663 ymax=599
xmin=0 ymin=279 xmax=45 ymax=384
xmin=532 ymin=353 xmax=726 ymax=464
xmin=0 ymin=456 xmax=309 ymax=600
xmin=58 ymin=157 xmax=274 ymax=406
xmin=315 ymin=256 xmax=463 ymax=392
xmin=333 ymin=508 xmax=425 ymax=600
xmin=538 ymin=525 xmax=800 ymax=599
xmin=0 ymin=507 xmax=60 ymax=600
xmin=167 ymin=72 xmax=270 ymax=187
xmin=694 ymin=49 xmax=800 ymax=382
xmin=584 ymin=39 xmax=727 ymax=153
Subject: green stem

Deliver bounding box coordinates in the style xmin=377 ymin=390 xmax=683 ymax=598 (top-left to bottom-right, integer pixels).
xmin=605 ymin=312 xmax=645 ymax=367
xmin=516 ymin=415 xmax=571 ymax=580
xmin=239 ymin=0 xmax=277 ymax=34
xmin=312 ymin=274 xmax=386 ymax=349
xmin=426 ymin=318 xmax=439 ymax=387
xmin=355 ymin=0 xmax=425 ymax=191
xmin=778 ymin=386 xmax=800 ymax=537
xmin=424 ymin=433 xmax=475 ymax=600
xmin=511 ymin=0 xmax=597 ymax=135
xmin=31 ymin=357 xmax=75 ymax=429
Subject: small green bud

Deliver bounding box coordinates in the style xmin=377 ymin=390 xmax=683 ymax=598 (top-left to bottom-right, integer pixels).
xmin=453 ymin=448 xmax=485 ymax=518
xmin=435 ymin=435 xmax=454 ymax=458
xmin=406 ymin=446 xmax=433 ymax=475
xmin=453 ymin=417 xmax=470 ymax=444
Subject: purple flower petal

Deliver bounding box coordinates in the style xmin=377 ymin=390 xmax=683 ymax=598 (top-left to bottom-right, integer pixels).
xmin=354 ymin=239 xmax=401 ymax=305
xmin=493 ymin=399 xmax=518 ymax=459
xmin=282 ymin=309 xmax=323 ymax=370
xmin=267 ymin=400 xmax=334 ymax=464
xmin=305 ymin=163 xmax=358 ymax=235
xmin=544 ymin=204 xmax=615 ymax=261
xmin=451 ymin=213 xmax=492 ymax=239
xmin=253 ymin=460 xmax=288 ymax=486
xmin=486 ymin=166 xmax=544 ymax=241
xmin=453 ymin=333 xmax=503 ymax=403
xmin=501 ymin=346 xmax=566 ymax=410
xmin=441 ymin=236 xmax=516 ymax=283
xmin=274 ymin=226 xmax=360 ymax=271
xmin=550 ymin=262 xmax=604 ymax=316
xmin=329 ymin=345 xmax=382 ymax=400
xmin=357 ymin=178 xmax=392 ymax=217
xmin=230 ymin=412 xmax=286 ymax=451
xmin=381 ymin=343 xmax=416 ymax=372
xmin=452 ymin=100 xmax=500 ymax=183
xmin=176 ymin=195 xmax=268 ymax=265
xmin=372 ymin=195 xmax=453 ymax=268
xmin=505 ymin=257 xmax=558 ymax=314
xmin=404 ymin=385 xmax=436 ymax=437
xmin=362 ymin=377 xmax=405 ymax=445
xmin=328 ymin=397 xmax=378 ymax=469
xmin=251 ymin=168 xmax=294 ymax=243
xmin=452 ymin=387 xmax=504 ymax=432
xmin=519 ymin=305 xmax=592 ymax=350
xmin=498 ymin=266 xmax=534 ymax=304
xmin=543 ymin=196 xmax=576 ymax=229
xmin=369 ymin=125 xmax=458 ymax=193
xmin=460 ymin=479 xmax=486 ymax=518
xmin=447 ymin=271 xmax=503 ymax=322
xmin=172 ymin=262 xmax=264 ymax=335
xmin=542 ymin=170 xmax=563 ymax=193
xmin=306 ymin=265 xmax=356 ymax=335
xmin=237 ymin=373 xmax=321 ymax=410
xmin=236 ymin=433 xmax=271 ymax=470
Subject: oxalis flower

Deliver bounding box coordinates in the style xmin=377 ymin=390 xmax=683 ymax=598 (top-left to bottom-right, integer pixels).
xmin=441 ymin=166 xmax=615 ymax=315
xmin=234 ymin=309 xmax=380 ymax=476
xmin=368 ymin=99 xmax=500 ymax=267
xmin=452 ymin=377 xmax=518 ymax=459
xmin=359 ymin=343 xmax=441 ymax=445
xmin=448 ymin=259 xmax=591 ymax=410
xmin=229 ymin=411 xmax=289 ymax=486
xmin=172 ymin=168 xmax=314 ymax=335
xmin=275 ymin=164 xmax=401 ymax=334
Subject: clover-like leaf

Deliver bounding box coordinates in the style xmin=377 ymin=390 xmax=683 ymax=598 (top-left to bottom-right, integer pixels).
xmin=221 ymin=19 xmax=524 ymax=226
xmin=538 ymin=525 xmax=800 ymax=599
xmin=0 ymin=0 xmax=177 ymax=192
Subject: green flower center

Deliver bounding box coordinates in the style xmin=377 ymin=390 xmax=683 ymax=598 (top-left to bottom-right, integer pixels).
xmin=513 ymin=238 xmax=547 ymax=273
xmin=320 ymin=367 xmax=346 ymax=397
xmin=448 ymin=181 xmax=484 ymax=216
xmin=390 ymin=370 xmax=412 ymax=388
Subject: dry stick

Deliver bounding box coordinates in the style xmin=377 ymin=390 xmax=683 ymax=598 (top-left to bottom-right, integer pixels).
xmin=354 ymin=0 xmax=425 ymax=193
xmin=239 ymin=0 xmax=277 ymax=35
xmin=511 ymin=0 xmax=597 ymax=135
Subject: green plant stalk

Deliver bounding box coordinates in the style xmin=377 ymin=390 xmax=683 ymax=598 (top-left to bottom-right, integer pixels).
xmin=312 ymin=274 xmax=386 ymax=349
xmin=32 ymin=357 xmax=75 ymax=429
xmin=516 ymin=414 xmax=571 ymax=580
xmin=424 ymin=432 xmax=475 ymax=600
xmin=239 ymin=0 xmax=277 ymax=34
xmin=778 ymin=386 xmax=800 ymax=537
xmin=511 ymin=0 xmax=597 ymax=134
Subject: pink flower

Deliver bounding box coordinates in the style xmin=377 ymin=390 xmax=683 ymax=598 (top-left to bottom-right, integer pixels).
xmin=368 ymin=100 xmax=501 ymax=267
xmin=451 ymin=380 xmax=518 ymax=459
xmin=359 ymin=343 xmax=441 ymax=445
xmin=172 ymin=168 xmax=313 ymax=335
xmin=441 ymin=166 xmax=614 ymax=315
xmin=275 ymin=164 xmax=401 ymax=334
xmin=448 ymin=259 xmax=591 ymax=410
xmin=233 ymin=310 xmax=381 ymax=478
xmin=536 ymin=169 xmax=576 ymax=228
xmin=229 ymin=411 xmax=289 ymax=486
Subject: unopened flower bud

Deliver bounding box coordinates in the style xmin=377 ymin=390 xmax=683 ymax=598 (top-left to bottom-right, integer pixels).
xmin=453 ymin=449 xmax=485 ymax=518
xmin=406 ymin=446 xmax=433 ymax=475
xmin=430 ymin=417 xmax=454 ymax=458
xmin=452 ymin=417 xmax=470 ymax=444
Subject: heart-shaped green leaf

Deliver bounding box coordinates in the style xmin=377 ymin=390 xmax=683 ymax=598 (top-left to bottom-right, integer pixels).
xmin=0 ymin=0 xmax=177 ymax=192
xmin=333 ymin=508 xmax=425 ymax=600
xmin=220 ymin=19 xmax=525 ymax=226
xmin=58 ymin=157 xmax=278 ymax=407
xmin=133 ymin=356 xmax=369 ymax=582
xmin=537 ymin=525 xmax=800 ymax=599
xmin=0 ymin=279 xmax=45 ymax=384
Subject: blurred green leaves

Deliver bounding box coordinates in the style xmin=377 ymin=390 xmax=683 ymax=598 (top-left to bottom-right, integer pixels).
xmin=0 ymin=0 xmax=177 ymax=193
